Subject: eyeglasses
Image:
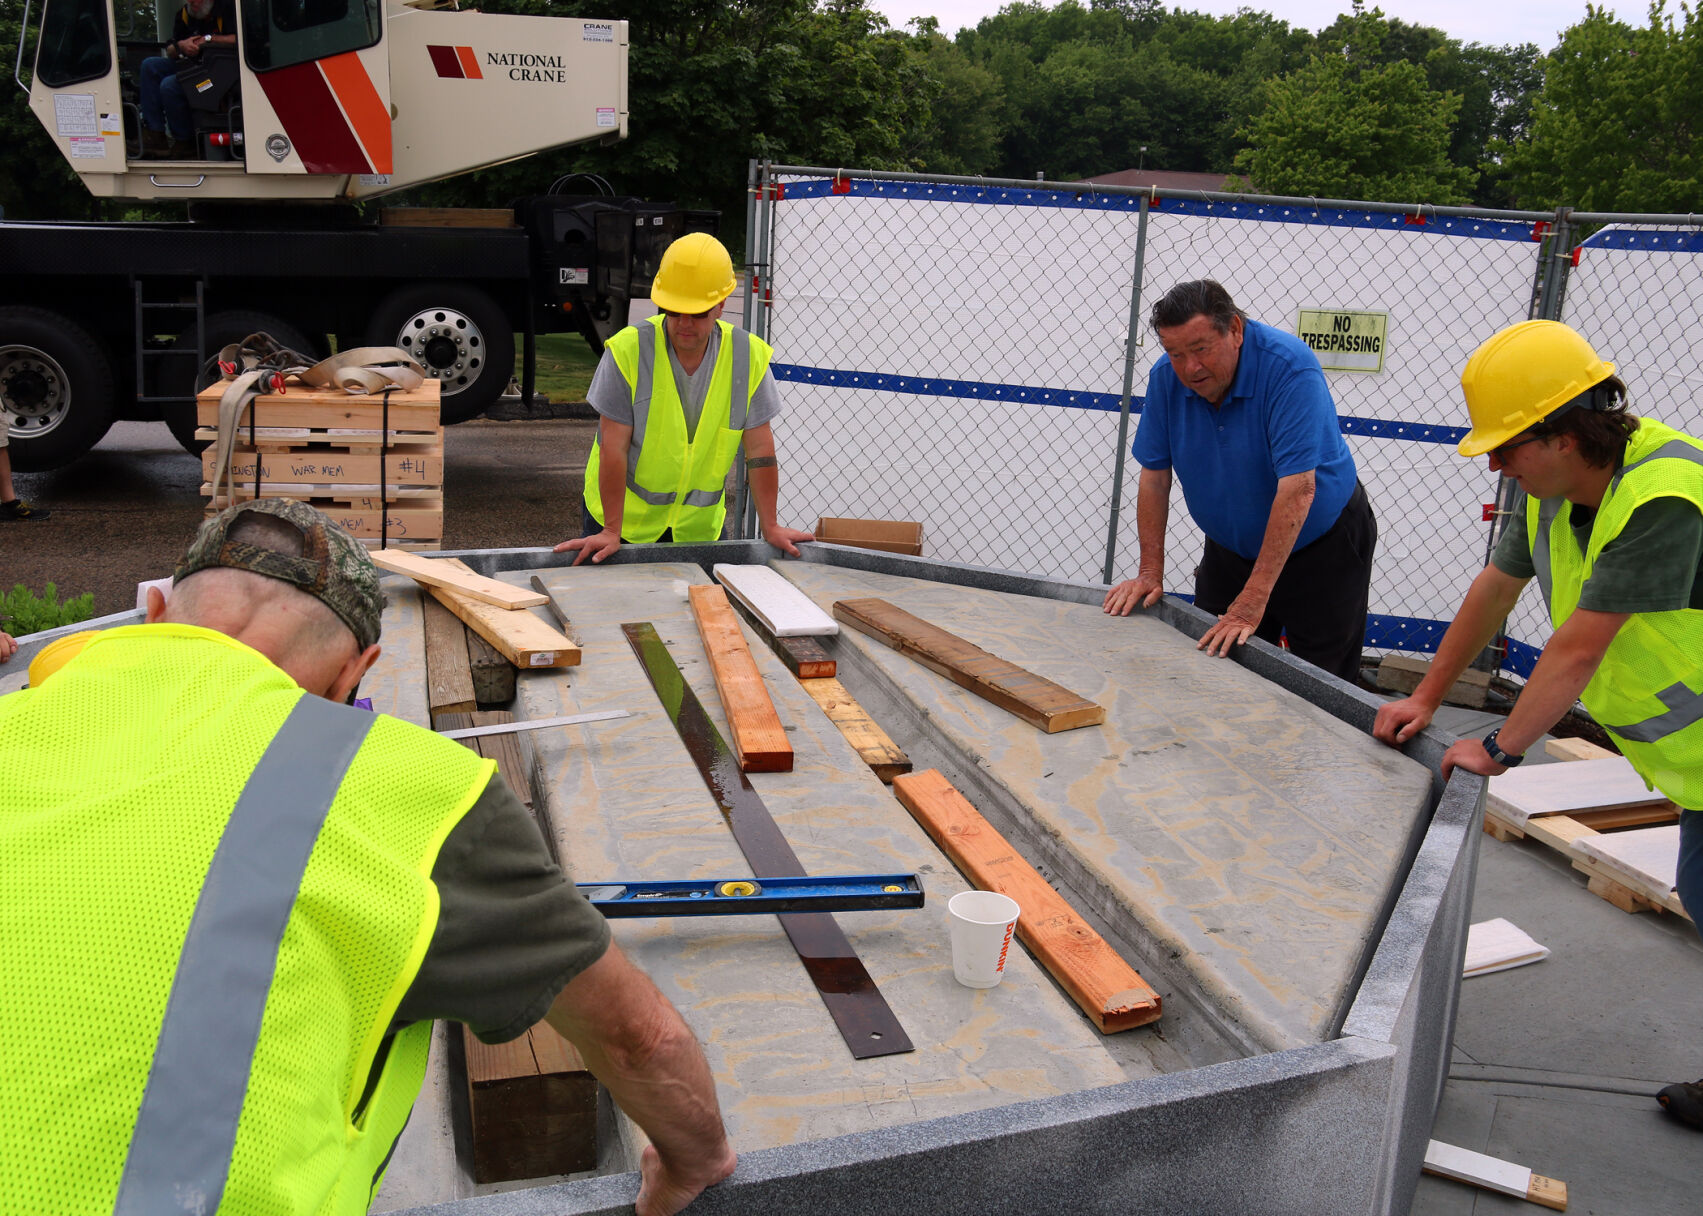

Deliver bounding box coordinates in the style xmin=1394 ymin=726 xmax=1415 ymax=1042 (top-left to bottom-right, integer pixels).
xmin=660 ymin=307 xmax=714 ymax=320
xmin=1490 ymin=432 xmax=1545 ymax=461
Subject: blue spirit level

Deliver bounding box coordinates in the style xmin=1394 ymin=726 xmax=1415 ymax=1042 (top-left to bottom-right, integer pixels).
xmin=578 ymin=873 xmax=924 ymax=918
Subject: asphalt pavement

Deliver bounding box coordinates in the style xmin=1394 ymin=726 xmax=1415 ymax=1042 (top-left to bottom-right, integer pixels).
xmin=4 ymin=416 xmax=596 ymax=618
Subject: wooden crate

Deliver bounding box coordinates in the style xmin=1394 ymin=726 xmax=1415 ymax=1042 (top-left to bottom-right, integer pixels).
xmin=198 ymin=378 xmax=444 ymax=544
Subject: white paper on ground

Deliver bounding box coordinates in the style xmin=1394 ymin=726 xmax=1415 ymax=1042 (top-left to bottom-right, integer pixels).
xmin=135 ymin=576 xmax=173 ymax=612
xmin=1463 ymin=917 xmax=1549 ymax=977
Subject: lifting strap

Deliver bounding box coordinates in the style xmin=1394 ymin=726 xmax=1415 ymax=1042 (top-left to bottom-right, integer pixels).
xmin=205 ymin=332 xmax=427 ymax=509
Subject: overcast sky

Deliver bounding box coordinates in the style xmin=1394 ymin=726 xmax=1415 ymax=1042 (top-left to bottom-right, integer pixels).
xmin=873 ymin=0 xmax=1619 ymax=51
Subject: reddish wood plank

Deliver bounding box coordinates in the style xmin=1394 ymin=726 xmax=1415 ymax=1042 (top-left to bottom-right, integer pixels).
xmin=689 ymin=584 xmax=793 ymax=772
xmin=892 ymin=769 xmax=1160 ymax=1032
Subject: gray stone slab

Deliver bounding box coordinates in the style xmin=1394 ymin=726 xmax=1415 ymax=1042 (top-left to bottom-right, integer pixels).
xmin=773 ymin=561 xmax=1437 ymax=1052
xmin=509 ymin=560 xmax=1135 ymax=1159
xmin=366 ymin=573 xmax=433 ymax=728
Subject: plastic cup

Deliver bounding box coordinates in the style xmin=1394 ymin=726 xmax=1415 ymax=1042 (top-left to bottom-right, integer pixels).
xmin=947 ymin=890 xmax=1020 ymax=989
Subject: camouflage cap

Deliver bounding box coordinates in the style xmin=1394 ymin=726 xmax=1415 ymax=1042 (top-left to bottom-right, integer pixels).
xmin=175 ymin=498 xmax=383 ymax=650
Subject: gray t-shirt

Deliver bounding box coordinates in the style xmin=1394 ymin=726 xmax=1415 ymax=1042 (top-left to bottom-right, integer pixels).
xmin=588 ymin=325 xmax=782 ymax=438
xmin=1492 ymin=492 xmax=1703 ymax=613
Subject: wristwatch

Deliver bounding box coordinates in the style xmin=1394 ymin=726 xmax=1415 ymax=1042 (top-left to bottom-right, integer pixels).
xmin=1481 ymin=728 xmax=1525 ymax=768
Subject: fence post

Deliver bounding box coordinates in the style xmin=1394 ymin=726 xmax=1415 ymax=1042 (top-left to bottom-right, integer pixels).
xmin=1103 ymin=194 xmax=1150 ymax=585
xmin=732 ymin=158 xmax=762 ymax=541
xmin=741 ymin=159 xmax=777 ymax=541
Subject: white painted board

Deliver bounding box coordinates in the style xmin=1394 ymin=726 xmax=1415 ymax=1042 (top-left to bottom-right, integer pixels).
xmin=1463 ymin=918 xmax=1549 ymax=978
xmin=1423 ymin=1140 xmax=1533 ymax=1199
xmin=1573 ymin=824 xmax=1681 ymax=904
xmin=1487 ymin=755 xmax=1665 ymax=826
xmin=712 ymin=563 xmax=838 ymax=637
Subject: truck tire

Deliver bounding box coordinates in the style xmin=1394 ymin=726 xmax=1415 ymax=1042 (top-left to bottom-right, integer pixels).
xmin=0 ymin=306 xmax=117 ymax=472
xmin=163 ymin=310 xmax=318 ymax=455
xmin=364 ymin=283 xmax=513 ymax=425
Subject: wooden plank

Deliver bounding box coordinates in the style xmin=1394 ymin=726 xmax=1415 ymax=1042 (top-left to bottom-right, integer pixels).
xmin=379 ymin=206 xmax=518 ymax=228
xmin=833 ymin=598 xmax=1105 ymax=733
xmin=1375 ymin=655 xmax=1491 ymax=709
xmin=688 ymin=584 xmax=793 ymax=772
xmin=372 ymin=548 xmax=548 ymax=610
xmin=467 ymin=628 xmax=518 ymax=707
xmin=195 ymin=426 xmax=442 ymax=447
xmin=800 ymin=677 xmax=910 ymax=783
xmin=1487 ymin=756 xmax=1669 ymax=827
xmin=428 ymin=558 xmax=580 ymax=669
xmin=1422 ymin=1140 xmax=1567 ymax=1211
xmin=206 ymin=484 xmax=441 ymax=501
xmin=711 ymin=563 xmax=838 ymax=636
xmin=203 ymin=448 xmax=442 ymax=486
xmin=892 ymin=768 xmax=1161 ymax=1032
xmin=196 ymin=381 xmax=441 ymax=431
xmin=203 ymin=503 xmax=442 ymax=543
xmin=774 ymin=635 xmax=836 ymax=679
xmin=422 ymin=595 xmax=477 ymax=717
xmin=1543 ymin=736 xmax=1618 ymax=762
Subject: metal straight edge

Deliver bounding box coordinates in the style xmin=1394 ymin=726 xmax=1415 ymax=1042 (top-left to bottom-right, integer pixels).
xmin=757 ymin=163 xmax=1558 ymax=222
xmin=529 ymin=574 xmax=583 ymax=645
xmin=437 ymin=710 xmax=629 ymax=741
xmin=620 ymin=619 xmax=914 ymax=1059
xmin=1103 ymin=191 xmax=1150 ymax=586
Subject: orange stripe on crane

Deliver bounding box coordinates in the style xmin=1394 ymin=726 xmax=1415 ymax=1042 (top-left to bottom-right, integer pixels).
xmin=455 ymin=46 xmax=483 ymax=79
xmin=320 ymin=52 xmax=393 ymax=174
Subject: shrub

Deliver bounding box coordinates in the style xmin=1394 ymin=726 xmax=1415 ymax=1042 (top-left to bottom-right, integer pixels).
xmin=0 ymin=583 xmax=95 ymax=636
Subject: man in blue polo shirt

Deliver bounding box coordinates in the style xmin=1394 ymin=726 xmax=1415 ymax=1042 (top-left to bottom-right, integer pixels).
xmin=1103 ymin=279 xmax=1377 ymax=683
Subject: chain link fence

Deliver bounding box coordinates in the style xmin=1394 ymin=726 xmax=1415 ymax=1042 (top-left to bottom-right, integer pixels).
xmin=742 ymin=162 xmax=1701 ymax=679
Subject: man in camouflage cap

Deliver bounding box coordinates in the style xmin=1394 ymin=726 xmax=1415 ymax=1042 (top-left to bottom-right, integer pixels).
xmin=0 ymin=499 xmax=736 ymax=1214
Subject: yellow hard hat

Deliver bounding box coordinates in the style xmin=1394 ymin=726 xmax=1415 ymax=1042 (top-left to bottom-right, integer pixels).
xmin=1458 ymin=320 xmax=1616 ymax=457
xmin=650 ymin=233 xmax=736 ymax=315
xmin=27 ymin=630 xmax=98 ymax=687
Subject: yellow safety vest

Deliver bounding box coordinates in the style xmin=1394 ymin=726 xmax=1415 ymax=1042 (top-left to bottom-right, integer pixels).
xmin=582 ymin=315 xmax=771 ymax=542
xmin=1528 ymin=418 xmax=1703 ymax=806
xmin=0 ymin=624 xmax=494 ymax=1215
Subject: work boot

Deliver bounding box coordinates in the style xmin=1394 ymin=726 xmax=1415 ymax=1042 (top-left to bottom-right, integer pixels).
xmin=140 ymin=127 xmax=170 ymax=159
xmin=0 ymin=498 xmax=50 ymax=521
xmin=165 ymin=136 xmax=198 ymax=160
xmin=1658 ymin=1080 xmax=1703 ymax=1129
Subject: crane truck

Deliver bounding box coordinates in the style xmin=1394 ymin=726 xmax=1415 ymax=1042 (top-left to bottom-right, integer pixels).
xmin=3 ymin=0 xmax=713 ymax=470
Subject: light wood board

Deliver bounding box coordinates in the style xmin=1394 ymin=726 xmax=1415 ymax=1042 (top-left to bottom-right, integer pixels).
xmin=800 ymin=676 xmax=909 ymax=783
xmin=1487 ymin=755 xmax=1670 ymax=826
xmin=1422 ymin=1140 xmax=1567 ymax=1210
xmin=374 ymin=548 xmax=548 ymax=610
xmin=712 ymin=563 xmax=838 ymax=636
xmin=196 ymin=381 xmax=441 ymax=431
xmin=688 ymin=584 xmax=793 ymax=772
xmin=893 ymin=768 xmax=1161 ymax=1032
xmin=833 ymin=597 xmax=1105 ymax=733
xmin=1572 ymin=824 xmax=1681 ymax=906
xmin=203 ymin=448 xmax=442 ymax=486
xmin=426 ymin=559 xmax=579 ymax=669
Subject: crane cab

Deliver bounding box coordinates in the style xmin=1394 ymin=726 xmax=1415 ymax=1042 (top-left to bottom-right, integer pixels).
xmin=21 ymin=0 xmax=627 ymax=202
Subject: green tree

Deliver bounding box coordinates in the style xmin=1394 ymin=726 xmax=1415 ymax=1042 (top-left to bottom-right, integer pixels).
xmin=1236 ymin=9 xmax=1474 ymax=203
xmin=1503 ymin=2 xmax=1703 ymax=212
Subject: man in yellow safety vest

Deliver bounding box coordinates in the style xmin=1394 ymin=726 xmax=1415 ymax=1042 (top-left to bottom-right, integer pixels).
xmin=555 ymin=232 xmax=815 ymax=564
xmin=0 ymin=498 xmax=737 ymax=1214
xmin=1373 ymin=321 xmax=1703 ymax=1131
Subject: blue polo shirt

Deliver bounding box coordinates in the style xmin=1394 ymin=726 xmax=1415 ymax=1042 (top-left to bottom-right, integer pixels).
xmin=1132 ymin=319 xmax=1357 ymax=561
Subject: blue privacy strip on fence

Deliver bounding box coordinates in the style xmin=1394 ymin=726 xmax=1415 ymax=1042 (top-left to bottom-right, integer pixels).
xmin=773 ymin=363 xmax=1472 ymax=444
xmin=779 ymin=178 xmax=1539 ymax=242
xmin=1579 ymin=228 xmax=1703 ymax=253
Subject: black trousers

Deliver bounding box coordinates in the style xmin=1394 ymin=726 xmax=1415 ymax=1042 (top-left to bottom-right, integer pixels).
xmin=580 ymin=502 xmax=672 ymax=543
xmin=1193 ymin=481 xmax=1377 ymax=684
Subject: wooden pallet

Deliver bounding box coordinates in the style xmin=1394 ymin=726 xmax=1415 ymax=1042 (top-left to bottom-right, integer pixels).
xmin=195 ymin=379 xmax=442 ymax=432
xmin=202 ymin=448 xmax=443 ymax=486
xmin=1484 ymin=740 xmax=1690 ymax=923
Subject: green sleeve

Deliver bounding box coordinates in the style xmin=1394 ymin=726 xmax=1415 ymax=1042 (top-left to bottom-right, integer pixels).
xmin=396 ymin=777 xmax=611 ymax=1043
xmin=1579 ymin=496 xmax=1703 ymax=613
xmin=1490 ymin=495 xmax=1535 ymax=579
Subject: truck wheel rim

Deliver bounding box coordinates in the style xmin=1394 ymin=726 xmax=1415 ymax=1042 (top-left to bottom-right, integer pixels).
xmin=0 ymin=345 xmax=71 ymax=438
xmin=392 ymin=308 xmax=484 ymax=397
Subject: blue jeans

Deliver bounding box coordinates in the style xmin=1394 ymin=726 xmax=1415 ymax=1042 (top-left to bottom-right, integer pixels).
xmin=140 ymin=57 xmax=190 ymax=139
xmin=1679 ymin=809 xmax=1703 ymax=943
